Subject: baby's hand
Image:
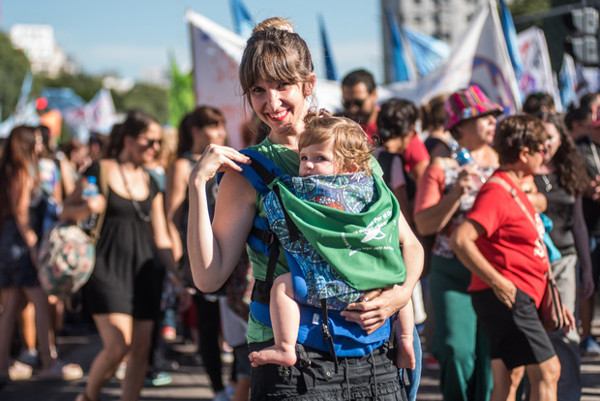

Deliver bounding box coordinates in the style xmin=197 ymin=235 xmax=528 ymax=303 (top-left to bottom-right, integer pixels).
xmin=395 ymin=335 xmax=415 ymax=370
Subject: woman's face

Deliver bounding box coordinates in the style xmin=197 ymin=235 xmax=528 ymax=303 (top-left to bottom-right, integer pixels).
xmin=133 ymin=122 xmax=162 ymax=165
xmin=542 ymin=122 xmax=561 ymax=164
xmin=193 ymin=123 xmax=226 ymax=151
xmin=249 ymin=75 xmax=314 ymax=137
xmin=457 ymin=114 xmax=497 ymax=146
xmin=385 ymin=131 xmax=415 ymax=155
xmin=523 ymin=143 xmax=547 ymax=175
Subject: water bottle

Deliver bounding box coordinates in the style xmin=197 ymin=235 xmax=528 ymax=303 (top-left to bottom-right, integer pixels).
xmin=81 ymin=176 xmax=99 ymax=230
xmin=453 ymin=146 xmax=474 ymax=167
xmin=450 ymin=145 xmax=485 ymax=192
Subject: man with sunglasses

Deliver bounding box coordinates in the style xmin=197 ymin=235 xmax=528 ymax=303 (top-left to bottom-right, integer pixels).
xmin=341 ymin=69 xmax=380 ymax=141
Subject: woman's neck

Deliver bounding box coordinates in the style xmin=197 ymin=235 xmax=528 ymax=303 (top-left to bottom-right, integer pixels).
xmin=268 ymin=129 xmax=302 ymax=152
xmin=117 ymin=152 xmax=142 ymax=170
xmin=500 ymin=166 xmax=526 ymax=186
xmin=536 ymin=163 xmax=556 ymax=175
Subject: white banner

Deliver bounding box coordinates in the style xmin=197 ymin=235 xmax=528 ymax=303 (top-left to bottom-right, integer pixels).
xmin=186 ymin=10 xmax=341 ymax=149
xmin=517 ymin=26 xmax=562 ymax=111
xmin=186 ymin=0 xmax=520 ymax=143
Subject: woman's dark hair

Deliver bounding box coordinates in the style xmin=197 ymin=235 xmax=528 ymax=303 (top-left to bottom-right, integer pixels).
xmin=564 ymin=106 xmax=592 ymax=130
xmin=0 ymin=125 xmax=38 ymax=224
xmin=493 ymin=114 xmax=548 ymax=165
xmin=177 ymin=106 xmax=225 ymax=157
xmin=540 ymin=113 xmax=590 ymax=197
xmin=37 ymin=125 xmax=54 ymax=158
xmin=579 ymin=92 xmax=600 ymax=112
xmin=104 ymin=110 xmax=157 ymax=158
xmin=375 ymin=98 xmax=419 ymax=144
xmin=523 ymin=92 xmax=555 ymax=115
xmin=421 ymin=94 xmax=448 ymax=132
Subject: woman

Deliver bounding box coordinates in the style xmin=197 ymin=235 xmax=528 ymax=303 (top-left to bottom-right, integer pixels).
xmin=413 ymin=85 xmax=501 ymax=401
xmin=63 ymin=110 xmax=184 ymax=401
xmin=375 ymin=97 xmax=423 ymax=224
xmin=0 ymin=126 xmax=78 ymax=386
xmin=165 ymin=106 xmax=229 ymax=400
xmin=422 ymin=94 xmax=453 ymax=159
xmin=533 ymin=113 xmax=594 ymax=400
xmin=451 ymin=114 xmax=575 ymax=401
xmin=187 ymin=17 xmax=423 ymax=400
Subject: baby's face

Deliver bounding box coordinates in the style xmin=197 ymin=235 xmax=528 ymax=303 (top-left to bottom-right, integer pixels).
xmin=299 ymin=142 xmax=338 ymax=177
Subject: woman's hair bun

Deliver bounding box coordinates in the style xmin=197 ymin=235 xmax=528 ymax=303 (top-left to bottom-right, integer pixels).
xmin=252 ymin=17 xmax=295 ymax=35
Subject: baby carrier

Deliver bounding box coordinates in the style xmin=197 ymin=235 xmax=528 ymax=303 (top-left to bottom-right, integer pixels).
xmin=232 ymin=149 xmax=407 ymax=364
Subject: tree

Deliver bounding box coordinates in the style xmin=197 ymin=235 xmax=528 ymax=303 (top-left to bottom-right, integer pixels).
xmin=113 ymin=83 xmax=168 ymax=124
xmin=0 ymin=31 xmax=31 ymax=120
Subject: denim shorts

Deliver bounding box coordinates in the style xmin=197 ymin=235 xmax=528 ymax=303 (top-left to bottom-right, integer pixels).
xmin=249 ymin=340 xmax=406 ymax=401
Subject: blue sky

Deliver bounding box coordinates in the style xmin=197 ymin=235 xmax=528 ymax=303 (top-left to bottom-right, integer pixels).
xmin=1 ymin=1 xmax=384 ymax=83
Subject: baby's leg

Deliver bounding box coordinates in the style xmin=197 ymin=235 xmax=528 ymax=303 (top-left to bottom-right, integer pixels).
xmin=248 ymin=273 xmax=298 ymax=367
xmin=395 ymin=299 xmax=416 ymax=370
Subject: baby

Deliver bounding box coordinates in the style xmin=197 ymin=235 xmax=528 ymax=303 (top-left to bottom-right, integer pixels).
xmin=248 ymin=111 xmax=415 ymax=370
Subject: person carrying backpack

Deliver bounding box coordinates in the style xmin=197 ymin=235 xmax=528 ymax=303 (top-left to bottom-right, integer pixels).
xmin=187 ymin=17 xmax=423 ymax=401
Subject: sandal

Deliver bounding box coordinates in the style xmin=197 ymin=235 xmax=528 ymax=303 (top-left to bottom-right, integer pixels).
xmin=38 ymin=359 xmax=83 ymax=381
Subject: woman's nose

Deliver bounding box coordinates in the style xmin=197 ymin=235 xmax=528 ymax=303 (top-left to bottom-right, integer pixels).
xmin=266 ymin=89 xmax=281 ymax=109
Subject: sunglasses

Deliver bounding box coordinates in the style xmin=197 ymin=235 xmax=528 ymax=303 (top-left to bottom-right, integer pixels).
xmin=342 ymin=98 xmax=366 ymax=109
xmin=138 ymin=138 xmax=161 ymax=148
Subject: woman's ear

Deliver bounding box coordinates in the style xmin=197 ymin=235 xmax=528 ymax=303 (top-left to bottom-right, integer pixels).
xmin=519 ymin=147 xmax=530 ymax=163
xmin=304 ymin=73 xmax=317 ymax=97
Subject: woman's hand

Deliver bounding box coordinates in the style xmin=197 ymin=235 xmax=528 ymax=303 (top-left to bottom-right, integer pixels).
xmin=189 ymin=145 xmax=250 ymax=188
xmin=491 ymin=276 xmax=517 ymax=309
xmin=563 ymin=306 xmax=577 ymax=332
xmin=86 ymin=194 xmax=106 ymax=215
xmin=341 ymin=286 xmax=409 ymax=334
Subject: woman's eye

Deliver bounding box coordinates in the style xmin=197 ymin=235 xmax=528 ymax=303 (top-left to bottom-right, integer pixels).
xmin=251 ymin=87 xmax=264 ymax=94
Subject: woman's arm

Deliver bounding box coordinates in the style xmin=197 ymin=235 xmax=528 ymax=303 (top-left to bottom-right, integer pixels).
xmin=450 ymin=219 xmax=517 ymax=308
xmin=11 ymin=174 xmax=38 ymax=263
xmin=342 ymin=209 xmax=424 ymax=334
xmin=165 ymin=159 xmax=190 ymax=262
xmin=414 ymin=159 xmax=471 ymax=236
xmin=573 ymin=197 xmax=594 ymax=299
xmin=59 ymin=176 xmax=105 ymax=223
xmin=187 ymin=144 xmax=252 ymax=292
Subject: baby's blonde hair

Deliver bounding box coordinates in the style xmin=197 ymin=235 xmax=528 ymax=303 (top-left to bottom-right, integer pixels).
xmin=299 ymin=110 xmax=373 ymax=175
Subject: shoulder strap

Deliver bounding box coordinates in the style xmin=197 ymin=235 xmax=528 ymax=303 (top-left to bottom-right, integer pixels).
xmin=487 ymin=175 xmax=552 ymax=276
xmin=376 ymin=150 xmax=395 ymax=187
xmin=89 ymin=160 xmax=109 ymax=245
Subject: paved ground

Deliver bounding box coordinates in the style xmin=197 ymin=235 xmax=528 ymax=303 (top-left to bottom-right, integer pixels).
xmin=1 ymin=308 xmax=600 ymax=400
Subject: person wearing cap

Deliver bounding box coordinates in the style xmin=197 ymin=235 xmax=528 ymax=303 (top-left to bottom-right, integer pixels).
xmin=451 ymin=114 xmax=575 ymax=401
xmin=413 ymin=85 xmax=503 ymax=400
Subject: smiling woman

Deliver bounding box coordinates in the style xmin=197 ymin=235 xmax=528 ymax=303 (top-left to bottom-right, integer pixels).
xmin=60 ymin=110 xmax=186 ymax=401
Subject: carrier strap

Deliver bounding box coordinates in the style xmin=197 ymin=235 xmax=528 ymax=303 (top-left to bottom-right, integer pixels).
xmin=250 ymin=235 xmax=281 ymax=305
xmin=320 ymin=299 xmax=339 ymax=371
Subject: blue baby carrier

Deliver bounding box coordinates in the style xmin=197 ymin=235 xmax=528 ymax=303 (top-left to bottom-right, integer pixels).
xmin=231 ymin=149 xmax=406 ymax=365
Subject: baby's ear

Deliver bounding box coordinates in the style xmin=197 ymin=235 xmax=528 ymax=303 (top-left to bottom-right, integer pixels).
xmin=345 ymin=162 xmax=359 ymax=173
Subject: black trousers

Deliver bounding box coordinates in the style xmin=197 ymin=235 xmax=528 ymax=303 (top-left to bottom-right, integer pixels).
xmin=194 ymin=293 xmax=224 ymax=392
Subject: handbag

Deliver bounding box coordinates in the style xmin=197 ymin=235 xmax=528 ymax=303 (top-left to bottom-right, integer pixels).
xmin=487 ymin=176 xmax=566 ymax=331
xmin=37 ymin=161 xmax=109 ymax=298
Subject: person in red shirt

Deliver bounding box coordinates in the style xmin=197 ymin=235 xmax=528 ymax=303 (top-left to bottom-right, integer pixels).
xmin=451 ymin=114 xmax=576 ymax=401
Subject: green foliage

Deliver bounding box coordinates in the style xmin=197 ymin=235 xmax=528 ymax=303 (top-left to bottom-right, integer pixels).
xmin=34 ymin=73 xmax=103 ymax=102
xmin=113 ymin=83 xmax=168 ymax=124
xmin=509 ymin=0 xmax=551 ymax=17
xmin=167 ymin=55 xmax=195 ymax=128
xmin=0 ymin=31 xmax=31 ymax=120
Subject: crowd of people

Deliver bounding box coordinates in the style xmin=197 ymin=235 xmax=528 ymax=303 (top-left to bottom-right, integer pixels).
xmin=0 ymin=15 xmax=599 ymax=401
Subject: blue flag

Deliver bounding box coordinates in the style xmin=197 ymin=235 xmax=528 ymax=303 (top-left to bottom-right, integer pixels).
xmin=385 ymin=7 xmax=416 ymax=82
xmin=498 ymin=0 xmax=524 ymax=99
xmin=402 ymin=28 xmax=450 ymax=77
xmin=318 ymin=15 xmax=338 ymax=81
xmin=230 ymin=0 xmax=253 ymax=37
